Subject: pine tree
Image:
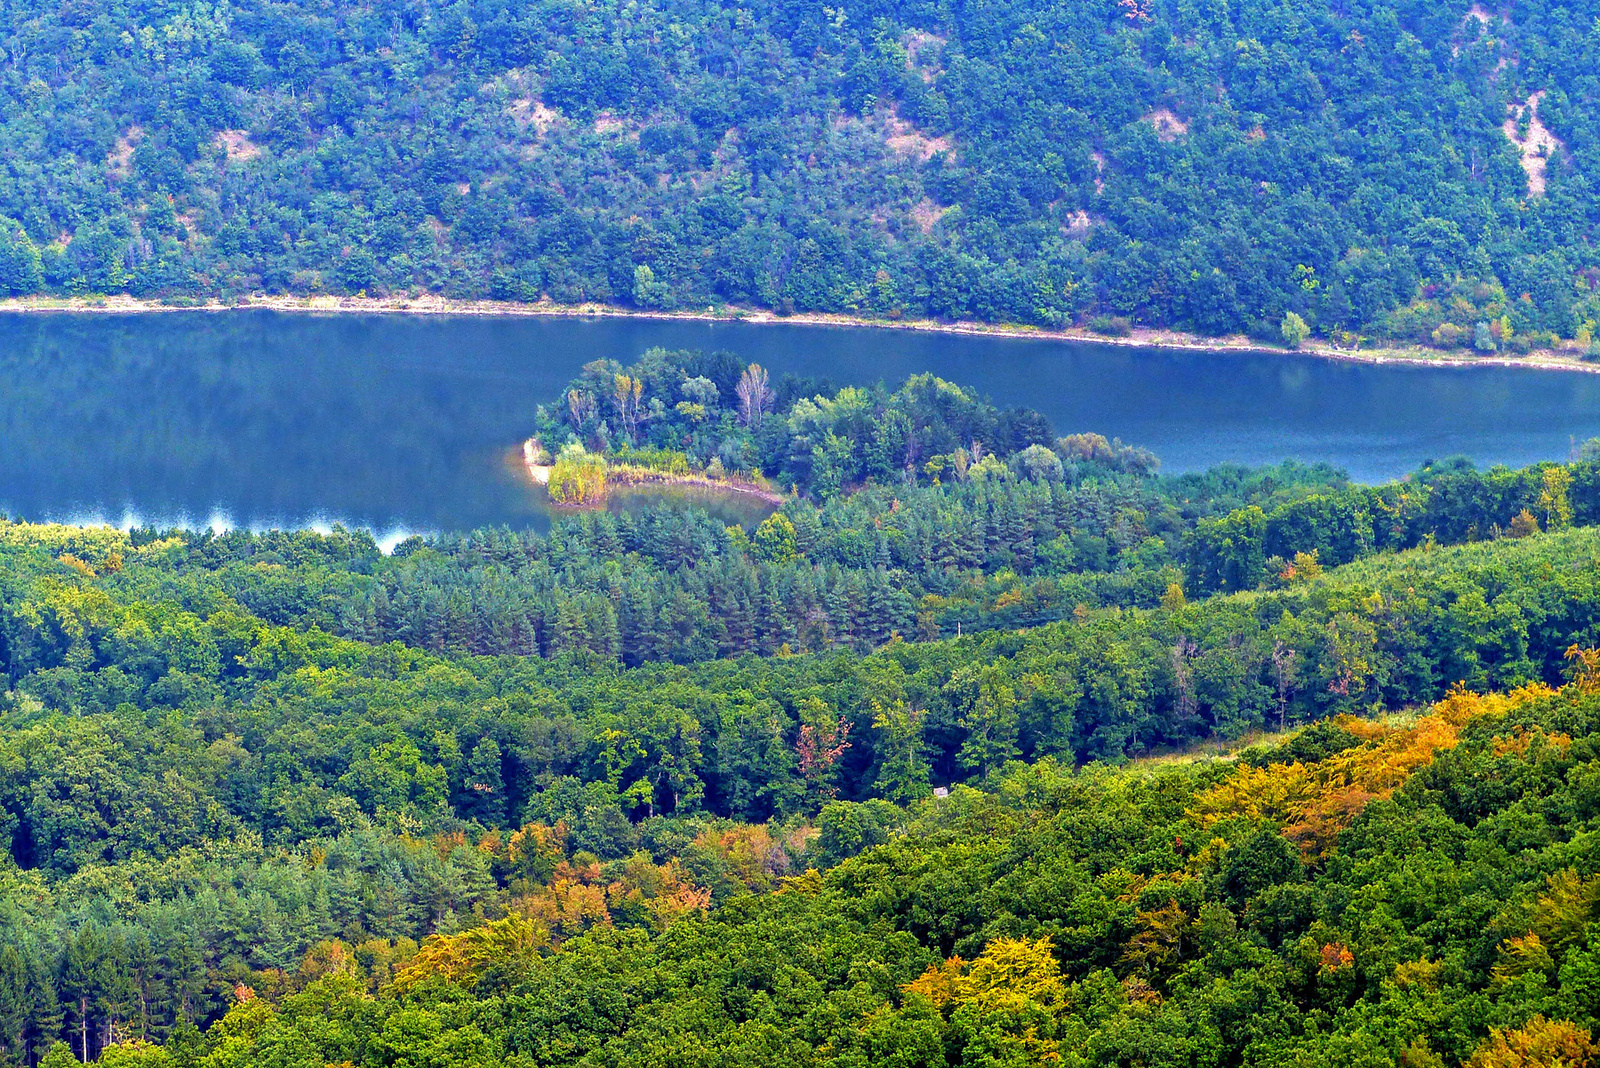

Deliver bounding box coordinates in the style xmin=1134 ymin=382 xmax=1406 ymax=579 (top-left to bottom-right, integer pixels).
xmin=60 ymin=925 xmax=108 ymax=1062
xmin=553 ymin=597 xmax=589 ymax=656
xmin=621 ymin=583 xmax=662 ymax=666
xmin=26 ymin=947 xmax=62 ymax=1062
xmin=158 ymin=930 xmax=206 ymax=1030
xmin=754 ymin=573 xmax=789 ymax=655
xmin=726 ymin=585 xmax=757 ymax=657
xmin=99 ymin=931 xmax=137 ymax=1049
xmin=0 ymin=945 xmax=28 ymax=1063
xmin=588 ymin=598 xmax=621 ymax=660
xmin=862 ymin=571 xmax=893 ymax=648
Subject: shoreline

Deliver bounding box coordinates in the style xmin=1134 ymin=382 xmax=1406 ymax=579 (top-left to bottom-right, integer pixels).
xmin=522 ymin=437 xmax=787 ymax=509
xmin=3 ymin=293 xmax=1598 ymax=375
xmin=607 ymin=470 xmax=788 ymax=506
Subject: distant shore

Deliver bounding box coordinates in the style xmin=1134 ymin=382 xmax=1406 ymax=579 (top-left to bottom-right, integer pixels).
xmin=4 ymin=292 xmax=1598 ymax=375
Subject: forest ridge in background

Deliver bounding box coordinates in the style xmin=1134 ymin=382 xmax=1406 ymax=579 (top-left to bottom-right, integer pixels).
xmin=3 ymin=0 xmax=1600 ymax=353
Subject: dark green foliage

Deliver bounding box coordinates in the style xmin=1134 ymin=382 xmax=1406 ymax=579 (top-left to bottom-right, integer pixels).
xmin=0 ymin=506 xmax=1596 ymax=874
xmin=51 ymin=684 xmax=1600 ymax=1066
xmin=0 ymin=484 xmax=1591 ymax=1058
xmin=1240 ymin=718 xmax=1363 ymax=768
xmin=5 ymin=0 xmax=1600 ymax=346
xmin=0 ymin=366 xmax=1591 ymax=1060
xmin=90 ymin=423 xmax=1600 ymax=672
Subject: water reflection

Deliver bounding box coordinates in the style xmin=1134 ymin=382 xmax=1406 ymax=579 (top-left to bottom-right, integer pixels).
xmin=0 ymin=311 xmax=1594 ymax=534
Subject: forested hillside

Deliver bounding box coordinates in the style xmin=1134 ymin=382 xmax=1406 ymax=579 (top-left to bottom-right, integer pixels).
xmin=0 ymin=468 xmax=1595 ymax=1062
xmin=6 ymin=0 xmax=1600 ymax=349
xmin=1 ymin=549 xmax=1600 ymax=1067
xmin=142 ymin=681 xmax=1600 ymax=1068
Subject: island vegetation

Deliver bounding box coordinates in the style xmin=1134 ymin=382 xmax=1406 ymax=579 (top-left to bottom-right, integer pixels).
xmin=6 ymin=0 xmax=1600 ymax=362
xmin=533 ymin=440 xmax=783 ymax=509
xmin=0 ymin=350 xmax=1592 ymax=1063
xmin=542 ymin=443 xmax=608 ymax=506
xmin=528 ymin=348 xmax=1064 ymax=507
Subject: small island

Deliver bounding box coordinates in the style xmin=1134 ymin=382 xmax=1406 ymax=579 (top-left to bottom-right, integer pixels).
xmin=518 ymin=348 xmax=1101 ymax=514
xmin=520 ymin=353 xmax=812 ymax=510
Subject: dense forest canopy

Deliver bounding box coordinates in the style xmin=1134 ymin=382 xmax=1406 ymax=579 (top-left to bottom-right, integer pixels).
xmin=6 ymin=0 xmax=1600 ymax=349
xmin=0 ymin=417 xmax=1596 ymax=1063
xmin=53 ymin=350 xmax=1600 ymax=671
xmin=0 ymin=510 xmax=1599 ymax=1065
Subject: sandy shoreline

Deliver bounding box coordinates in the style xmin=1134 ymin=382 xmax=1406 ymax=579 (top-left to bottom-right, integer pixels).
xmin=4 ymin=292 xmax=1598 ymax=375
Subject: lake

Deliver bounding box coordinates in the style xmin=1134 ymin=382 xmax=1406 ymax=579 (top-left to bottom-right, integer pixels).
xmin=3 ymin=310 xmax=1599 ymax=539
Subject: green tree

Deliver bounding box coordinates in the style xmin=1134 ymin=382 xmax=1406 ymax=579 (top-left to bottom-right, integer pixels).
xmin=751 ymin=513 xmax=800 ymax=563
xmin=1541 ymin=466 xmax=1574 ymax=530
xmin=1280 ymin=311 xmax=1310 ymax=348
xmin=461 ymin=739 xmax=506 ymax=824
xmin=1475 ymin=321 xmax=1498 ymax=352
xmin=946 ymin=664 xmax=1021 ymax=776
xmin=871 ymin=698 xmax=930 ymax=802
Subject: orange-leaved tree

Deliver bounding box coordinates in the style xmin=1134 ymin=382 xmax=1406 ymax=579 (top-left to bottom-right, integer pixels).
xmin=1187 ymin=684 xmax=1553 ymax=856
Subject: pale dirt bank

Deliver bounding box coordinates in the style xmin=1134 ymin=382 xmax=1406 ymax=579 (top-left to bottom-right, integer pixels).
xmin=4 ymin=292 xmax=1597 ymax=375
xmin=522 ymin=439 xmax=552 ymax=486
xmin=521 ymin=437 xmax=786 ymax=507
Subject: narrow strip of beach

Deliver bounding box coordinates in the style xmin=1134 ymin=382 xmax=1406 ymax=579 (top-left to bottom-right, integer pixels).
xmin=6 ymin=293 xmax=1597 ymax=375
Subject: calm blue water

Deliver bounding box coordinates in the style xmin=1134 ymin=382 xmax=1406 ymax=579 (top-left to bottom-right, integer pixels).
xmin=1 ymin=311 xmax=1597 ymax=537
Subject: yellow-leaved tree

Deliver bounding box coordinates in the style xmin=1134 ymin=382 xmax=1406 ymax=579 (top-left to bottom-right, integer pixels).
xmin=547 ymin=443 xmax=607 ymax=504
xmin=904 ymin=936 xmax=1066 ymax=1062
xmin=1492 ymin=867 xmax=1600 ymax=990
xmin=1463 ymin=1016 xmax=1595 ymax=1068
xmin=1531 ymin=869 xmax=1600 ymax=953
xmin=391 ymin=913 xmax=549 ymax=992
xmin=1187 ymin=683 xmax=1553 ymax=856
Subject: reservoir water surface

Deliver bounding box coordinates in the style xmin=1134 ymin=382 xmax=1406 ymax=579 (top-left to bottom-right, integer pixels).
xmin=4 ymin=310 xmax=1599 ymax=537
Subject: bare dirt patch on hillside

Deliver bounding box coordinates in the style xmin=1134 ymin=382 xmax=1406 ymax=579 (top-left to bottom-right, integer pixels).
xmin=903 ymin=29 xmax=945 ymax=82
xmin=508 ymin=97 xmax=560 ymax=135
xmin=1143 ymin=108 xmax=1188 ymax=141
xmin=885 ymin=106 xmax=951 ymax=162
xmin=107 ymin=126 xmax=143 ymax=177
xmin=1063 ymin=210 xmax=1092 ymax=237
xmin=1504 ymin=91 xmax=1562 ymax=195
xmin=215 ymin=129 xmax=262 ymax=162
xmin=909 ymin=198 xmax=950 ymax=233
xmin=1456 ymin=4 xmax=1514 ymax=66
